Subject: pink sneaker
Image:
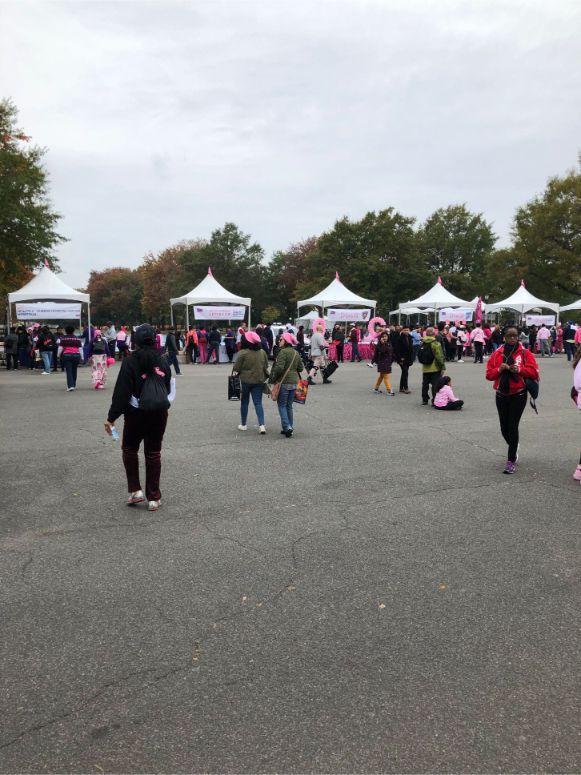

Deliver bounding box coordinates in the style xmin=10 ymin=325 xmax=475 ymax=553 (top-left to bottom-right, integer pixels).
xmin=573 ymin=465 xmax=581 ymax=481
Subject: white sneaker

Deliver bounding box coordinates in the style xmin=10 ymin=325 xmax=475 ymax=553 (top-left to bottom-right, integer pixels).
xmin=457 ymin=359 xmax=464 ymax=363
xmin=259 ymin=425 xmax=266 ymax=434
xmin=66 ymin=387 xmax=74 ymax=392
xmin=148 ymin=500 xmax=160 ymax=512
xmin=389 ymin=391 xmax=395 ymax=396
xmin=41 ymin=371 xmax=50 ymax=375
xmin=237 ymin=424 xmax=248 ymax=431
xmin=127 ymin=490 xmax=145 ymax=506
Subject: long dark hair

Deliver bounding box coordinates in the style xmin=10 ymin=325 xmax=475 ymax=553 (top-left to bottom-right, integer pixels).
xmin=436 ymin=375 xmax=451 ymax=392
xmin=131 ymin=325 xmax=165 ymax=374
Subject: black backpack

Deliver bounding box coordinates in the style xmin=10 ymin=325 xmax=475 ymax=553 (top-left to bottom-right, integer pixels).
xmin=139 ymin=372 xmax=170 ymax=411
xmin=417 ymin=341 xmax=435 ymax=365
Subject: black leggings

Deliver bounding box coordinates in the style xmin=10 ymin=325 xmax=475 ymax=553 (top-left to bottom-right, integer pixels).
xmin=495 ymin=391 xmax=527 ymax=463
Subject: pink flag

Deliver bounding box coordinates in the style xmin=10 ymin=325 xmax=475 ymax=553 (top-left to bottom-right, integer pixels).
xmin=475 ymin=297 xmax=483 ymax=325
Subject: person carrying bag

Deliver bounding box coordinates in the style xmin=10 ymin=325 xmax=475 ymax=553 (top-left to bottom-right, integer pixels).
xmin=269 ymin=333 xmax=304 ymax=438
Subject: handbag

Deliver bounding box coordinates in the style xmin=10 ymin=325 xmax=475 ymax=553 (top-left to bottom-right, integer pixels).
xmin=271 ymin=351 xmax=298 ymax=401
xmin=293 ymin=378 xmax=309 ymax=405
xmin=228 ymin=367 xmax=241 ymax=401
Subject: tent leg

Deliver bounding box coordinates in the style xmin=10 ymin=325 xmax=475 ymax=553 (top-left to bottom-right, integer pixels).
xmin=248 ymin=306 xmax=251 ymax=329
xmin=87 ymin=302 xmax=91 ymax=340
xmin=170 ymin=304 xmax=174 ymax=328
xmin=186 ymin=304 xmax=189 ymax=331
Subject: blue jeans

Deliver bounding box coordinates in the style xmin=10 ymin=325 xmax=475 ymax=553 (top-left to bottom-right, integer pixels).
xmin=277 ymin=385 xmax=296 ymax=430
xmin=241 ymin=383 xmax=265 ymax=426
xmin=41 ymin=351 xmax=53 ymax=372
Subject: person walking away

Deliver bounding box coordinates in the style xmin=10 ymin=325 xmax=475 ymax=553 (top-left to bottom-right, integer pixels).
xmin=395 ymin=325 xmax=413 ymax=393
xmin=165 ymin=328 xmax=181 ymax=375
xmin=332 ymin=324 xmax=345 ymax=363
xmin=185 ymin=325 xmax=198 ymax=364
xmin=296 ymin=326 xmax=306 ymax=359
xmin=483 ymin=324 xmax=492 ymax=355
xmin=198 ymin=327 xmax=208 ymax=362
xmin=486 ymin=326 xmax=539 ymax=475
xmin=207 ymin=326 xmax=222 ymax=364
xmin=308 ymin=325 xmax=331 ymax=385
xmin=471 ymin=323 xmax=486 ymax=364
xmin=574 ymin=325 xmax=581 ymax=350
xmin=4 ymin=328 xmax=18 ymax=370
xmin=116 ymin=326 xmax=129 ymax=359
xmin=35 ymin=326 xmax=56 ymax=374
xmin=16 ymin=326 xmax=30 ymax=369
xmin=448 ymin=324 xmax=458 ymax=361
xmin=349 ymin=325 xmax=362 ymax=362
xmin=537 ymin=324 xmax=552 ymax=357
xmin=58 ymin=325 xmax=83 ymax=391
xmin=104 ymin=322 xmax=117 ymax=359
xmin=572 ymin=346 xmax=581 ymax=484
xmin=90 ymin=330 xmax=109 ymax=389
xmin=563 ymin=322 xmax=576 ymax=362
xmin=419 ymin=327 xmax=445 ymax=405
xmin=264 ymin=323 xmax=274 ymax=356
xmin=528 ymin=325 xmax=538 ymax=353
xmin=105 ymin=324 xmax=173 ymax=511
xmin=410 ymin=325 xmax=422 ymax=363
xmin=371 ymin=331 xmax=395 ymax=395
xmin=224 ymin=328 xmax=236 ymax=362
xmin=232 ymin=331 xmax=269 ymax=434
xmin=269 ymin=332 xmax=304 ymax=437
xmin=434 ymin=375 xmax=464 ymax=410
xmin=456 ymin=326 xmax=467 ymax=362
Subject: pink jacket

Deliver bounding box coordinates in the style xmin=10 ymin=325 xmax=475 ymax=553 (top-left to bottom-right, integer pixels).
xmin=434 ymin=384 xmax=459 ymax=408
xmin=470 ymin=328 xmax=486 ymax=344
xmin=574 ymin=328 xmax=581 ymax=345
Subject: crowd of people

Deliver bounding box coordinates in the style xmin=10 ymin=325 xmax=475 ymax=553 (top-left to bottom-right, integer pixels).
xmin=3 ymin=315 xmax=580 ymax=508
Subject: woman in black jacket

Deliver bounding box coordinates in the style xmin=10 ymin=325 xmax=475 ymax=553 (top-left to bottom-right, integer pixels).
xmin=394 ymin=325 xmax=414 ymax=394
xmin=105 ymin=325 xmax=172 ymax=512
xmin=371 ymin=331 xmax=394 ymax=395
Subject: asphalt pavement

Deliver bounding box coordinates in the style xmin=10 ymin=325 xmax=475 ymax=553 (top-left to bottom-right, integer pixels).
xmin=0 ymin=354 xmax=579 ymax=773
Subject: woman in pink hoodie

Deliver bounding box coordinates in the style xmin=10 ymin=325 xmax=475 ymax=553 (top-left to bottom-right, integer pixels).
xmin=434 ymin=375 xmax=464 ymax=411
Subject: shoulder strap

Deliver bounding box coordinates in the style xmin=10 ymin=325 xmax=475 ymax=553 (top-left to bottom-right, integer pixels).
xmin=279 ymin=350 xmax=298 ymax=383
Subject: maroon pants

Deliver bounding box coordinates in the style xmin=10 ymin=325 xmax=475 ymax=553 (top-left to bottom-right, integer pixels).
xmin=122 ymin=410 xmax=168 ymax=501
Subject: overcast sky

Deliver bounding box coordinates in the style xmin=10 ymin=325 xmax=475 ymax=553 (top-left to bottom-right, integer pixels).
xmin=1 ymin=0 xmax=580 ymax=288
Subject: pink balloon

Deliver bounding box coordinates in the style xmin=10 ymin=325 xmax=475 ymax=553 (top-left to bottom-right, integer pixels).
xmin=365 ymin=316 xmax=386 ymax=341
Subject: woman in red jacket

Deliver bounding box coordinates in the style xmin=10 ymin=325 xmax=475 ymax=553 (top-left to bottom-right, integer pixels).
xmin=486 ymin=326 xmax=539 ymax=475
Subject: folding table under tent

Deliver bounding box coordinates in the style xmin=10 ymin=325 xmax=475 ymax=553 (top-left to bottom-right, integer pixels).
xmin=296 ymin=273 xmax=376 ymax=319
xmin=295 ymin=310 xmax=333 ymax=329
xmin=560 ymin=298 xmax=581 ymax=313
xmin=399 ymin=278 xmax=476 ymax=321
xmin=170 ymin=268 xmax=252 ymax=329
xmin=7 ymin=264 xmax=91 ymax=330
xmin=486 ymin=280 xmax=560 ymax=320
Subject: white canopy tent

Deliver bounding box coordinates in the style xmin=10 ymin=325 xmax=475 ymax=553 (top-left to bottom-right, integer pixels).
xmin=295 ymin=309 xmax=332 ymax=329
xmin=399 ymin=278 xmax=476 ymax=314
xmin=170 ymin=268 xmax=252 ymax=328
xmin=7 ymin=264 xmax=91 ymax=330
xmin=389 ymin=306 xmax=434 ymax=317
xmin=486 ymin=280 xmax=560 ymax=317
xmin=296 ymin=273 xmax=376 ymax=317
xmin=560 ymin=298 xmax=581 ymax=313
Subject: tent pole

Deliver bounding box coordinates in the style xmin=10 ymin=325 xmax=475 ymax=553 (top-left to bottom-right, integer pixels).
xmin=186 ymin=303 xmax=190 ymax=331
xmin=248 ymin=305 xmax=251 ymax=329
xmin=170 ymin=304 xmax=174 ymax=328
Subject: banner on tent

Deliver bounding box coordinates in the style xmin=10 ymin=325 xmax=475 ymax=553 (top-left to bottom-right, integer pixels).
xmin=193 ymin=305 xmax=245 ymax=320
xmin=15 ymin=302 xmax=82 ymax=320
xmin=438 ymin=309 xmax=473 ymax=322
xmin=525 ymin=314 xmax=555 ymax=326
xmin=327 ymin=308 xmax=371 ymax=322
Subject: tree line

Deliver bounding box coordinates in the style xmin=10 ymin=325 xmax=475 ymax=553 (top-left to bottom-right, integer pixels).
xmin=2 ymin=98 xmax=580 ymax=325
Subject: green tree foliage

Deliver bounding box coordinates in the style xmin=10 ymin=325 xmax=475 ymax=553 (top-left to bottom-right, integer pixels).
xmin=87 ymin=267 xmax=143 ymax=324
xmin=510 ymin=172 xmax=581 ymax=301
xmin=260 ymin=304 xmax=282 ymax=323
xmin=417 ymin=205 xmax=496 ymax=298
xmin=295 ymin=209 xmax=428 ymax=316
xmin=141 ymin=241 xmax=199 ymax=324
xmin=0 ymin=99 xmax=65 ymax=291
xmin=177 ymin=223 xmax=266 ymax=319
xmin=265 ymin=236 xmax=317 ymax=318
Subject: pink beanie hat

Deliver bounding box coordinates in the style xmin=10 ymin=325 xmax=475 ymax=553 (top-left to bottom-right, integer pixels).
xmin=281 ymin=332 xmax=297 ymax=346
xmin=245 ymin=331 xmax=261 ymax=344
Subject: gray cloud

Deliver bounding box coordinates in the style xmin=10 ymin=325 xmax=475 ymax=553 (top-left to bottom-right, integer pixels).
xmin=1 ymin=0 xmax=580 ymax=287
